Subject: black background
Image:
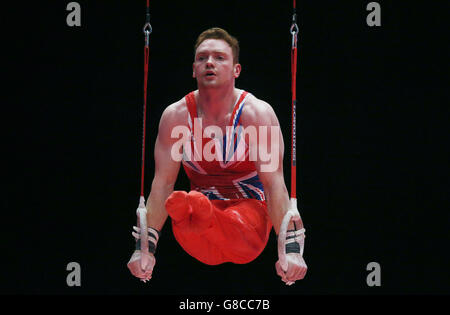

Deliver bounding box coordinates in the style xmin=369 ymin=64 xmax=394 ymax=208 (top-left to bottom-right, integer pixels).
xmin=3 ymin=0 xmax=449 ymax=298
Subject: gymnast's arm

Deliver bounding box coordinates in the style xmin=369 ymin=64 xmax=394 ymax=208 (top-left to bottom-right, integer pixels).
xmin=242 ymin=97 xmax=303 ymax=235
xmin=244 ymin=97 xmax=307 ymax=283
xmin=145 ymin=102 xmax=184 ymax=232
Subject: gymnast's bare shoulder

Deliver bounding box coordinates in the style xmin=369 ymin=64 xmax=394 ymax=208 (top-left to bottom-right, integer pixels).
xmin=156 ymin=98 xmax=189 ymax=142
xmin=240 ymin=92 xmax=281 ymax=128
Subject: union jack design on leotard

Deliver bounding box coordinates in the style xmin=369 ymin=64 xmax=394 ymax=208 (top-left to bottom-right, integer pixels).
xmin=181 ymin=90 xmax=265 ymax=201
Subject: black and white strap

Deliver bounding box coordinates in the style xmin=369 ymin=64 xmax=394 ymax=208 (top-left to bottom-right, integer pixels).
xmin=132 ymin=226 xmax=161 ymax=254
xmin=278 ymin=200 xmax=305 ymax=272
xmin=285 ymin=227 xmax=305 ymax=255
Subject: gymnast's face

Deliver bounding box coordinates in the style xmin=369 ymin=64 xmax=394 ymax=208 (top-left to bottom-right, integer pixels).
xmin=193 ymin=39 xmax=241 ymax=88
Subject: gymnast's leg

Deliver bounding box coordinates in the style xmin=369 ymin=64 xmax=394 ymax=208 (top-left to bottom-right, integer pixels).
xmin=165 ymin=190 xmax=272 ymax=265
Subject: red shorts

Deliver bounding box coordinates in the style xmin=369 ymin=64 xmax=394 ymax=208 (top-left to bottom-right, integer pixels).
xmin=165 ymin=190 xmax=272 ymax=265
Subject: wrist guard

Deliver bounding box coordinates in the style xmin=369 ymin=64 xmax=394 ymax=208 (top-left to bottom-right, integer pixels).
xmin=133 ymin=196 xmax=160 ymax=255
xmin=132 ymin=226 xmax=161 ymax=254
xmin=277 ymin=198 xmax=306 ymax=271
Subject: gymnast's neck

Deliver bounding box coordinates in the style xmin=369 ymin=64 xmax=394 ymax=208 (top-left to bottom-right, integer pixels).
xmin=195 ymin=85 xmax=240 ymax=121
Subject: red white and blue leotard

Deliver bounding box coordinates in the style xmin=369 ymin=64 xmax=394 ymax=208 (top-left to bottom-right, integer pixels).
xmin=165 ymin=90 xmax=272 ymax=265
xmin=181 ymin=90 xmax=266 ymax=201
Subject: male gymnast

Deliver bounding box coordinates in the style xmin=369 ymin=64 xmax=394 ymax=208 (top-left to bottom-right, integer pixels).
xmin=127 ymin=27 xmax=307 ymax=285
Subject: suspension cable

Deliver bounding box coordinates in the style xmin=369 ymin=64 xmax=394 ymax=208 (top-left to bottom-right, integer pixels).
xmin=140 ymin=0 xmax=152 ymax=198
xmin=290 ymin=0 xmax=299 ymax=199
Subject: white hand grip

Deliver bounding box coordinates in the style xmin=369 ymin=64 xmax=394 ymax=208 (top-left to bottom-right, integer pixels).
xmin=136 ymin=196 xmax=148 ymax=255
xmin=277 ymin=198 xmax=301 ymax=272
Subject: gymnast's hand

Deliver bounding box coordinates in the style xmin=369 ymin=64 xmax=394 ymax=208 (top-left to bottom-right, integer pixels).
xmin=127 ymin=249 xmax=155 ymax=282
xmin=275 ymin=212 xmax=307 ymax=286
xmin=275 ymin=253 xmax=307 ymax=285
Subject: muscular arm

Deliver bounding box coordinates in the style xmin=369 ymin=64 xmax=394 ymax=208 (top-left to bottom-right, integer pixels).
xmin=127 ymin=101 xmax=187 ymax=281
xmin=242 ymin=97 xmax=303 ymax=235
xmin=145 ymin=102 xmax=185 ymax=231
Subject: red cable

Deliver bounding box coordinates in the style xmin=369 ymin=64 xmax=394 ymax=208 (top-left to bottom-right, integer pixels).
xmin=291 ymin=48 xmax=297 ymax=199
xmin=291 ymin=0 xmax=298 ymax=200
xmin=141 ymin=46 xmax=149 ymax=197
xmin=140 ymin=0 xmax=150 ymax=197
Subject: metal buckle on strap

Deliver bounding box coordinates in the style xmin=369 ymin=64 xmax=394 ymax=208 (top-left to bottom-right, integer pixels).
xmin=290 ymin=12 xmax=299 ymax=48
xmin=143 ymin=22 xmax=152 ymax=46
